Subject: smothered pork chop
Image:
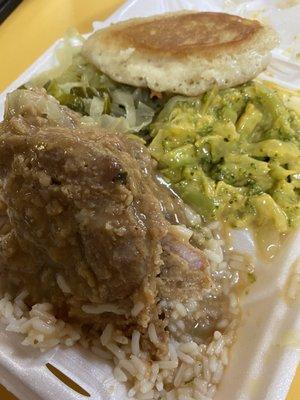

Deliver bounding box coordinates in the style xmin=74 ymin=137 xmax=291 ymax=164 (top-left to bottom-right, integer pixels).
xmin=0 ymin=89 xmax=235 ymax=358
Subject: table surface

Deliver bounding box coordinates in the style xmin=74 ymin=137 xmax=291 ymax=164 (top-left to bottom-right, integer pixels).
xmin=0 ymin=0 xmax=299 ymax=399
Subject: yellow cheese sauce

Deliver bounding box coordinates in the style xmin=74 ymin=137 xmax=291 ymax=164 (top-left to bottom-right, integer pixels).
xmin=149 ymin=81 xmax=300 ymax=236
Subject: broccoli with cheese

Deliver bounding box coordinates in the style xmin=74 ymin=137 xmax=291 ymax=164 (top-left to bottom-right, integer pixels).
xmin=149 ymin=82 xmax=300 ymax=232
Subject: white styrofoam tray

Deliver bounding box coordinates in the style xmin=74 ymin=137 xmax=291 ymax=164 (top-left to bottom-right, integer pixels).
xmin=0 ymin=1 xmax=299 ymax=400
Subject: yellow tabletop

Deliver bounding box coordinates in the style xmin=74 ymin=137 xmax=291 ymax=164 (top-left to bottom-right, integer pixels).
xmin=0 ymin=0 xmax=299 ymax=399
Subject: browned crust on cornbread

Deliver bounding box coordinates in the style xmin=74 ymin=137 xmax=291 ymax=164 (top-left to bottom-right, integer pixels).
xmin=88 ymin=11 xmax=266 ymax=59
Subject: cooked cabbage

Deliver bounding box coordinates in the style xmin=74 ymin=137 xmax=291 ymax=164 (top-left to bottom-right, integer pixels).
xmin=28 ymin=31 xmax=166 ymax=135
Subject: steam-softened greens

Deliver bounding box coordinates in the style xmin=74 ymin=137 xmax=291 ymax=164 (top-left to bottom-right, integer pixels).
xmin=43 ymin=53 xmax=166 ymax=134
xmin=30 ymin=32 xmax=167 ymax=136
xmin=149 ymin=82 xmax=300 ymax=232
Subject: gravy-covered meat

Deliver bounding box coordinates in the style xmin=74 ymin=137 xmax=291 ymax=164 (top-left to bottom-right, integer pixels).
xmin=0 ymin=89 xmax=212 ymax=352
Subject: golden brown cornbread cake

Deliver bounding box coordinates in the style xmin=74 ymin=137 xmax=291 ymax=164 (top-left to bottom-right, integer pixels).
xmin=82 ymin=11 xmax=278 ymax=96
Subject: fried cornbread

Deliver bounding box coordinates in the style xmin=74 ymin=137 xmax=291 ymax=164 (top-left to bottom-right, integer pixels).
xmin=83 ymin=11 xmax=278 ymax=95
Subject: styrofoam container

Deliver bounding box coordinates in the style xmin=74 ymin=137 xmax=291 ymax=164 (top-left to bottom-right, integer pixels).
xmin=0 ymin=1 xmax=299 ymax=400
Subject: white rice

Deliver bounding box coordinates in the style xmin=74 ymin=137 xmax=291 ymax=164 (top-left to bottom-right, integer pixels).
xmin=148 ymin=323 xmax=160 ymax=346
xmin=56 ymin=274 xmax=71 ymax=294
xmin=0 ymin=222 xmax=249 ymax=399
xmin=114 ymin=334 xmax=129 ymax=345
xmin=100 ymin=323 xmax=113 ymax=346
xmin=132 ymin=330 xmax=141 ymax=356
xmin=0 ymin=293 xmax=80 ymax=350
xmin=106 ymin=342 xmax=126 ymax=360
xmin=131 ymin=301 xmax=145 ymax=317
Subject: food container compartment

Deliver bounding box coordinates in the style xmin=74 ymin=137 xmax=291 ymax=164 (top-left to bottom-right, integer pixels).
xmin=0 ymin=1 xmax=299 ymax=399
